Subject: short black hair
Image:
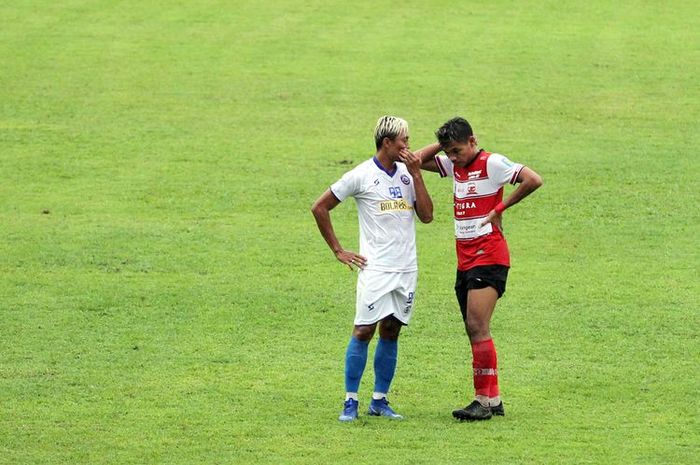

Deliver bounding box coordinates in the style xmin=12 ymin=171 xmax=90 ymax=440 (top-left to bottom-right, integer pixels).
xmin=435 ymin=117 xmax=473 ymax=147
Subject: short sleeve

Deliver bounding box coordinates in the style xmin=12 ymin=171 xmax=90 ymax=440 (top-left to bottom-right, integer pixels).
xmin=330 ymin=167 xmax=361 ymax=202
xmin=434 ymin=154 xmax=454 ymax=178
xmin=487 ymin=153 xmax=524 ymax=186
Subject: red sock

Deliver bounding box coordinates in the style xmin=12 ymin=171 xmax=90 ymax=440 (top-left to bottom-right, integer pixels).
xmin=471 ymin=338 xmax=498 ymax=398
xmin=489 ymin=340 xmax=500 ymax=398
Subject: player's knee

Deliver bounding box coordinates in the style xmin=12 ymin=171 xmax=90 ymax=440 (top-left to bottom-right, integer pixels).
xmin=466 ymin=317 xmax=489 ymax=340
xmin=378 ymin=316 xmax=402 ymax=339
xmin=353 ymin=325 xmax=376 ymax=341
xmin=379 ymin=326 xmax=400 ymax=340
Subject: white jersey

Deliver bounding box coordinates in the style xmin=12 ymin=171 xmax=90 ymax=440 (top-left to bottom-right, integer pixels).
xmin=330 ymin=157 xmax=418 ymax=272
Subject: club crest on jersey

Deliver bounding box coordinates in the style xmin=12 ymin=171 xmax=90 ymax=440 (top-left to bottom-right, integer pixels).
xmin=400 ymin=174 xmax=410 ymax=185
xmin=467 ymin=182 xmax=477 ymax=194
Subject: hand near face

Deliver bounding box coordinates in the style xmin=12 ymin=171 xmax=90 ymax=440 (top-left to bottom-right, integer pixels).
xmin=398 ymin=148 xmax=421 ymax=174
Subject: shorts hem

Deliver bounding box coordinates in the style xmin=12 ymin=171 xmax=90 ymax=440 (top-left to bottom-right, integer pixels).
xmin=354 ymin=311 xmax=410 ymax=326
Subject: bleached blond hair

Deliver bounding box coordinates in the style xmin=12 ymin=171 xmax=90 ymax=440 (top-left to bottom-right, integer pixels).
xmin=374 ymin=115 xmax=409 ymax=149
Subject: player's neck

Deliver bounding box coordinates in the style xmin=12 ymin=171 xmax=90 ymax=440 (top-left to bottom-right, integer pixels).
xmin=374 ymin=151 xmax=396 ymax=172
xmin=457 ymin=148 xmax=484 ymax=168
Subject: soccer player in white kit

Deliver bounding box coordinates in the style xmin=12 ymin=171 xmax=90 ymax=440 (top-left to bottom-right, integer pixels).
xmin=311 ymin=116 xmax=440 ymax=421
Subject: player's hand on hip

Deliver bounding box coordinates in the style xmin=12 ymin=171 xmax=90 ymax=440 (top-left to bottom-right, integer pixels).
xmin=480 ymin=210 xmax=503 ymax=231
xmin=335 ymin=249 xmax=367 ymax=270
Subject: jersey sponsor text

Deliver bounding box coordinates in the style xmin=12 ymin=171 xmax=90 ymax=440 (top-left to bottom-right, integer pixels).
xmin=379 ymin=199 xmax=413 ymax=212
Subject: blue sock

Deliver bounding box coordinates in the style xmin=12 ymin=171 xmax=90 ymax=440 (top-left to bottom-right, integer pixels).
xmin=373 ymin=338 xmax=398 ymax=395
xmin=344 ymin=337 xmax=369 ymax=393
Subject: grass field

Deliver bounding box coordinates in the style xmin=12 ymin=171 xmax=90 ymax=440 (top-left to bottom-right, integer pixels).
xmin=1 ymin=1 xmax=698 ymax=464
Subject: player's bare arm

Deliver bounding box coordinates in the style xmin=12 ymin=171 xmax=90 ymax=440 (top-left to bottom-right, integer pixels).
xmin=414 ymin=142 xmax=442 ymax=173
xmin=480 ymin=167 xmax=543 ymax=227
xmin=399 ymin=148 xmax=433 ymax=224
xmin=311 ymin=190 xmax=367 ymax=270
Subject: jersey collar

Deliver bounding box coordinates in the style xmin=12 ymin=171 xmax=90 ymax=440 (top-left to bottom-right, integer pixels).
xmin=373 ymin=156 xmax=397 ymax=177
xmin=464 ymin=149 xmax=485 ymax=168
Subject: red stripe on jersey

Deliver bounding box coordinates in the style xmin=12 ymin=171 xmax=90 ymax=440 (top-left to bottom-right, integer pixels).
xmin=456 ymin=231 xmax=510 ymax=270
xmin=453 ymin=187 xmax=504 ymax=219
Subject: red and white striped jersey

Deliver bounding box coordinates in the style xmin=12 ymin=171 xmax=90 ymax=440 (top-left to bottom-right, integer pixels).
xmin=435 ymin=150 xmax=524 ymax=271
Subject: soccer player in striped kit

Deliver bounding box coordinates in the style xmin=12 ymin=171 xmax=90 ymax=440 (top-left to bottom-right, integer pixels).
xmin=421 ymin=117 xmax=543 ymax=420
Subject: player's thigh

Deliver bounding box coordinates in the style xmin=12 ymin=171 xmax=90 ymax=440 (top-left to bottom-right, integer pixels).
xmin=377 ymin=271 xmax=417 ymax=338
xmin=466 ymin=286 xmax=499 ymax=324
xmin=378 ymin=315 xmax=403 ymax=340
xmin=389 ymin=271 xmax=418 ymax=325
xmin=455 ymin=270 xmax=470 ymax=320
xmin=457 ymin=265 xmax=508 ymax=320
xmin=355 ymin=270 xmax=401 ymax=325
xmin=465 ymin=287 xmax=498 ymax=340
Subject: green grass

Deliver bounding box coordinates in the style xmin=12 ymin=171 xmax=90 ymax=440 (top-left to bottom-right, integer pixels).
xmin=1 ymin=1 xmax=698 ymax=464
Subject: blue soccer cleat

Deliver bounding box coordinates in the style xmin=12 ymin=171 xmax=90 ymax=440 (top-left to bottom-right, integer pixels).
xmin=368 ymin=398 xmax=403 ymax=419
xmin=339 ymin=399 xmax=359 ymax=422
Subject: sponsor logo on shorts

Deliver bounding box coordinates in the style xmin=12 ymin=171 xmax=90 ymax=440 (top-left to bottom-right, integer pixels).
xmin=403 ymin=292 xmax=414 ymax=314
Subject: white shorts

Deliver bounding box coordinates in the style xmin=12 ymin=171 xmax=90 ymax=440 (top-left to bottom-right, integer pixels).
xmin=355 ymin=269 xmax=418 ymax=326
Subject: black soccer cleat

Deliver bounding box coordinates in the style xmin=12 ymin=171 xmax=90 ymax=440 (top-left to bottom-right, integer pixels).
xmin=452 ymin=400 xmax=493 ymax=421
xmin=490 ymin=402 xmax=505 ymax=416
